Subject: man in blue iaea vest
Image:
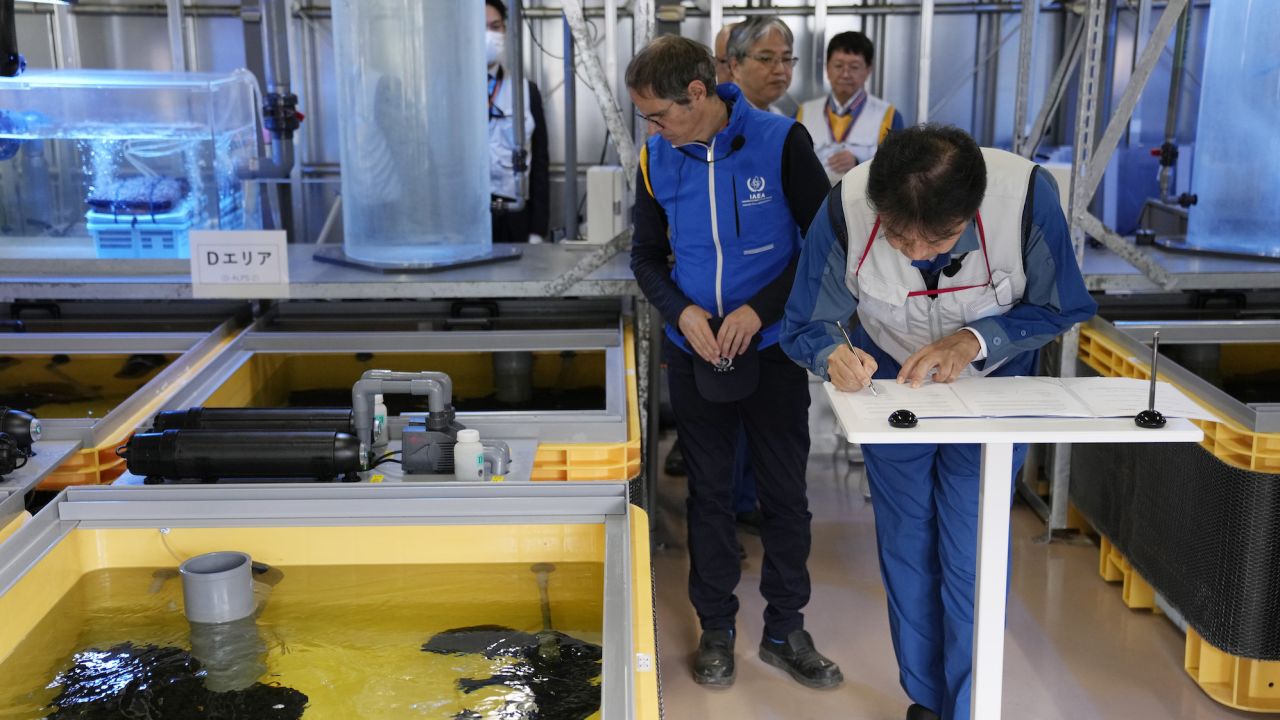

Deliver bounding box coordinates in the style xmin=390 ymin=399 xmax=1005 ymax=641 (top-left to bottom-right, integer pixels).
xmin=626 ymin=35 xmax=841 ymax=690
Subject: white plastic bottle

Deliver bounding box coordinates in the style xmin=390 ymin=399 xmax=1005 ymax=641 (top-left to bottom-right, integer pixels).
xmin=452 ymin=429 xmax=485 ymax=482
xmin=372 ymin=393 xmax=388 ymax=450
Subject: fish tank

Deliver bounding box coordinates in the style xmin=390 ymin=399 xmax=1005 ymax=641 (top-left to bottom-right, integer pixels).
xmin=1185 ymin=0 xmax=1280 ymax=259
xmin=0 ymin=69 xmax=263 ymax=259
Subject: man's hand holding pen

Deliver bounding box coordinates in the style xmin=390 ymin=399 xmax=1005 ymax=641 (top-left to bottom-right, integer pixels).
xmin=830 ymin=320 xmax=880 ymax=394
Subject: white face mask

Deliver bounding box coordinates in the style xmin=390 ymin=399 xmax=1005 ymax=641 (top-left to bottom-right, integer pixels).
xmin=485 ymin=30 xmax=505 ymax=67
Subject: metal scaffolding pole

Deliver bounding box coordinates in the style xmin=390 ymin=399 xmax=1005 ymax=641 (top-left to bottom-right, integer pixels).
xmin=562 ymin=0 xmax=638 ymax=192
xmin=917 ymin=0 xmax=935 ymax=123
xmin=813 ymin=0 xmax=828 ymax=101
xmin=1079 ymin=0 xmax=1192 ymax=205
xmin=1042 ymin=0 xmax=1191 ymax=534
xmin=1043 ymin=0 xmax=1111 ymax=536
xmin=1020 ymin=18 xmax=1083 ymax=158
xmin=1012 ymin=0 xmax=1039 ymax=155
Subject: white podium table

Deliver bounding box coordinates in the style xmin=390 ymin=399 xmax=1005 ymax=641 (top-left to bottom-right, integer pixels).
xmin=824 ymin=383 xmax=1204 ymax=720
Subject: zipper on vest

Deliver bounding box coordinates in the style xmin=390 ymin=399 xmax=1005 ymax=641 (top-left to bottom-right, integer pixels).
xmin=731 ymin=175 xmax=741 ymax=237
xmin=707 ymin=138 xmax=724 ymax=316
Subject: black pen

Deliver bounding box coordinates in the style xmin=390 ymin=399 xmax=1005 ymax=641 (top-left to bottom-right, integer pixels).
xmin=835 ymin=320 xmax=878 ymax=396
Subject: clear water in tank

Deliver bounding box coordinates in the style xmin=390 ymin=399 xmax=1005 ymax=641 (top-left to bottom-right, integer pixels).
xmin=0 ymin=70 xmax=261 ymax=258
xmin=331 ymin=0 xmax=492 ymax=265
xmin=1185 ymin=0 xmax=1280 ymax=256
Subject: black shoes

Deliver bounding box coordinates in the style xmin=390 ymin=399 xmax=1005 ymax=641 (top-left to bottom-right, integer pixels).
xmin=758 ymin=629 xmax=843 ymax=689
xmin=693 ymin=629 xmax=735 ymax=686
xmin=906 ymin=704 xmax=940 ymax=720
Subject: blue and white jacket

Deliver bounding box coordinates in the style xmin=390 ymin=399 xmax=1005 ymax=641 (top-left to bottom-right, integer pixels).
xmin=630 ymin=83 xmax=830 ymax=353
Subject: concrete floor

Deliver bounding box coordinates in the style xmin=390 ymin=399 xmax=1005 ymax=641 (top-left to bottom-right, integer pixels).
xmin=649 ymin=439 xmax=1256 ymax=720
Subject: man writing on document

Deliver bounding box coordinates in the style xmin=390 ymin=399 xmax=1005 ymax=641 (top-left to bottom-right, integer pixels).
xmin=780 ymin=125 xmax=1097 ymax=720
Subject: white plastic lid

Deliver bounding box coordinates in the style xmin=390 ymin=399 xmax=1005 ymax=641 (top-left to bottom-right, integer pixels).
xmin=456 ymin=429 xmax=480 ymax=443
xmin=374 ymin=393 xmax=385 ymax=404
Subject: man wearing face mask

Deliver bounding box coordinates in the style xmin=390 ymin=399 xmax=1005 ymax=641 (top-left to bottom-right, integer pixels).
xmin=486 ymin=0 xmax=549 ymax=243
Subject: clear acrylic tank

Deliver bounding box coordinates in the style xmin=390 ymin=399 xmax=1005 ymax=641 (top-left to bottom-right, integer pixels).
xmin=0 ymin=69 xmax=262 ymax=259
xmin=331 ymin=0 xmax=492 ymax=266
xmin=1185 ymin=0 xmax=1280 ymax=258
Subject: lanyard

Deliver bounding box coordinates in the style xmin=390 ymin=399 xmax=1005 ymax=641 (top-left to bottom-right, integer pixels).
xmin=855 ymin=213 xmax=994 ymax=297
xmin=825 ymin=91 xmax=866 ymax=144
xmin=488 ymin=71 xmax=505 ymax=119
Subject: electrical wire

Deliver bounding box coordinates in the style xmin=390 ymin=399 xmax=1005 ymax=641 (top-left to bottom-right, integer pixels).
xmin=370 ymin=450 xmax=402 ymax=469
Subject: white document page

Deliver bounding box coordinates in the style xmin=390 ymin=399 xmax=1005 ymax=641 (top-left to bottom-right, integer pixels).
xmin=1061 ymin=376 xmax=1221 ymax=422
xmin=826 ymin=376 xmax=1219 ymax=422
xmin=947 ymin=376 xmax=1094 ymax=417
xmin=833 ymin=380 xmax=974 ymax=421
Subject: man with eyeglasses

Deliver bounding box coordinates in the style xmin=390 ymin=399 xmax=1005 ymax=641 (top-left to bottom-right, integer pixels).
xmin=626 ymin=35 xmax=842 ymax=691
xmin=781 ymin=125 xmax=1097 ymax=720
xmin=727 ymin=16 xmax=797 ymax=116
xmin=485 ymin=0 xmax=549 ymax=243
xmin=798 ymin=31 xmax=904 ymax=183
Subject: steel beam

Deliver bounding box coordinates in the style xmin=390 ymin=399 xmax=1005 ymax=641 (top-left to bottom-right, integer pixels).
xmin=1012 ymin=0 xmax=1040 ymax=154
xmin=563 ymin=0 xmax=639 ymax=193
xmin=917 ymin=0 xmax=935 ymax=123
xmin=1021 ymin=19 xmax=1083 ymax=157
xmin=1079 ymin=0 xmax=1191 ymax=206
xmin=1051 ymin=0 xmax=1111 ymax=535
xmin=1077 ymin=212 xmax=1177 ymax=290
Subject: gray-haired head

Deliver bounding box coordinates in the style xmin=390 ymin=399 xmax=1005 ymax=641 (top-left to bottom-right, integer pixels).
xmin=726 ymin=15 xmax=794 ymax=63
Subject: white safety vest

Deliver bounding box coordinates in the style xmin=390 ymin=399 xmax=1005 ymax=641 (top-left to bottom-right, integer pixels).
xmin=840 ymin=148 xmax=1035 ymax=376
xmin=488 ymin=70 xmax=537 ymax=201
xmin=799 ymin=92 xmax=895 ymax=184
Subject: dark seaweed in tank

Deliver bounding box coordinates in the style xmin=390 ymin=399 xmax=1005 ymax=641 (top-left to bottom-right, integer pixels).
xmin=422 ymin=625 xmax=602 ymax=720
xmin=44 ymin=642 xmax=306 ymax=719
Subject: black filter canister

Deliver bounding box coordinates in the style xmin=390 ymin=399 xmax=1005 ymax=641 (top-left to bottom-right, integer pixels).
xmin=151 ymin=407 xmax=354 ymax=434
xmin=125 ymin=430 xmax=361 ymax=480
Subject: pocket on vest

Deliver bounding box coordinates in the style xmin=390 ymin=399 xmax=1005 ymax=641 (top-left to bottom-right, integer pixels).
xmin=742 ymin=243 xmax=775 ymax=256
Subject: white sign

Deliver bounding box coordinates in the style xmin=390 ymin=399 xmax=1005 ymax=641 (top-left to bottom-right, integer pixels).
xmin=189 ymin=230 xmax=290 ymax=299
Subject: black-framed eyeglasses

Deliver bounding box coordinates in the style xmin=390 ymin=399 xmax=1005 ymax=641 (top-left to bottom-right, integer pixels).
xmin=635 ymin=99 xmax=679 ymax=130
xmin=750 ymin=54 xmax=799 ymax=68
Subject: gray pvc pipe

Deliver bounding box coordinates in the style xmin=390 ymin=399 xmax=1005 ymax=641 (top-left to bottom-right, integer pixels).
xmin=180 ymin=551 xmax=256 ymax=624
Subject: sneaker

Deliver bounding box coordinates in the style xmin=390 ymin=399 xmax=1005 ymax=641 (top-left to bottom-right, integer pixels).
xmin=906 ymin=704 xmax=940 ymax=720
xmin=693 ymin=629 xmax=735 ymax=686
xmin=758 ymin=629 xmax=843 ymax=689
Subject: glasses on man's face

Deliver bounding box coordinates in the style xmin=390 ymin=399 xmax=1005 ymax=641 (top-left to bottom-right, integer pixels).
xmin=750 ymin=54 xmax=799 ymax=69
xmin=828 ymin=62 xmax=867 ymax=76
xmin=635 ymin=100 xmax=679 ymax=130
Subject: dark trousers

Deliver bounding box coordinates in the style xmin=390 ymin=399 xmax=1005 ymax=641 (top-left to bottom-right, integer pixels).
xmin=732 ymin=425 xmax=758 ymax=513
xmin=491 ymin=207 xmax=531 ymax=243
xmin=665 ymin=340 xmax=812 ymax=639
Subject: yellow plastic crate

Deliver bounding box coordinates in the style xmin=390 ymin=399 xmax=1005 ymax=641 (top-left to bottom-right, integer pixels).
xmin=532 ymin=322 xmax=641 ymax=482
xmin=1095 ymin=533 xmax=1280 ymax=713
xmin=1186 ymin=629 xmax=1280 ymax=713
xmin=38 ymin=330 xmax=241 ymax=490
xmin=1097 ymin=535 xmax=1159 ymax=612
xmin=36 ymin=439 xmax=129 ymax=491
xmin=1078 ymin=326 xmax=1280 ymax=473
